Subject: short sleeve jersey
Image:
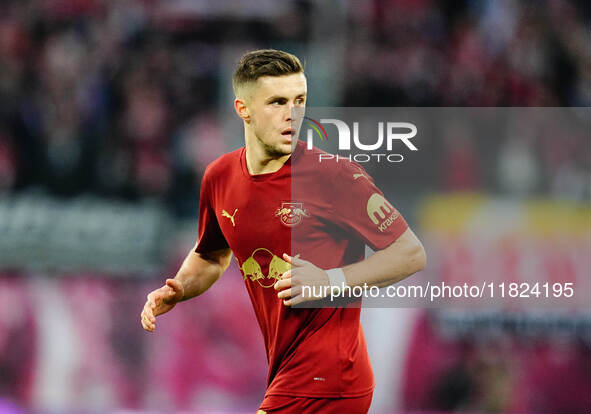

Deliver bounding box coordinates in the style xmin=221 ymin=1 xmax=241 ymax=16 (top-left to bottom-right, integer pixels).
xmin=196 ymin=140 xmax=408 ymax=399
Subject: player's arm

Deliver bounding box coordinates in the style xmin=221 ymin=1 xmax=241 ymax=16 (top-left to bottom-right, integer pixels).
xmin=275 ymin=228 xmax=425 ymax=305
xmin=339 ymin=226 xmax=425 ymax=288
xmin=275 ymin=161 xmax=426 ymax=306
xmin=175 ymin=243 xmax=233 ymax=301
xmin=140 ymin=244 xmax=232 ymax=332
xmin=141 ymin=160 xmax=231 ymax=329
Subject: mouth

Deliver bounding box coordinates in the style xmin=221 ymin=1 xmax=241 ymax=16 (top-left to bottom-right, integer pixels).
xmin=281 ymin=128 xmax=296 ymax=136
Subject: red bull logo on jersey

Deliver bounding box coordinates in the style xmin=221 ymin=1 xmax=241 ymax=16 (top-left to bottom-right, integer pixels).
xmin=275 ymin=202 xmax=310 ymax=227
xmin=239 ymin=248 xmax=291 ymax=288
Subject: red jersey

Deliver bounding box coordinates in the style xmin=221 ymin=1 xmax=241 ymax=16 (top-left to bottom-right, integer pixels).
xmin=195 ymin=140 xmax=408 ymax=399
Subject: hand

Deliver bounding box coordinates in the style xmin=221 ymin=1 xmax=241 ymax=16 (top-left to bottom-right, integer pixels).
xmin=141 ymin=278 xmax=184 ymax=332
xmin=273 ymin=254 xmax=330 ymax=306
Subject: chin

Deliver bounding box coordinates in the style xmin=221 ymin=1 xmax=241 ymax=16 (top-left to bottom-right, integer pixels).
xmin=263 ymin=141 xmax=292 ymax=158
xmin=282 ymin=142 xmax=295 ymax=154
xmin=275 ymin=138 xmax=293 ymax=152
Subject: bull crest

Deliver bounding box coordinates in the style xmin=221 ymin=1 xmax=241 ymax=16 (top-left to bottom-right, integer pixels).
xmin=240 ymin=248 xmax=292 ymax=288
xmin=275 ymin=202 xmax=309 ymax=227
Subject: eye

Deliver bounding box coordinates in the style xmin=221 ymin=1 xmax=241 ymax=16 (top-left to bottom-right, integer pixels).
xmin=295 ymin=98 xmax=305 ymax=105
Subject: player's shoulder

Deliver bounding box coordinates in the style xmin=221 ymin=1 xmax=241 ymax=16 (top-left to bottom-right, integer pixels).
xmin=202 ymin=147 xmax=243 ymax=183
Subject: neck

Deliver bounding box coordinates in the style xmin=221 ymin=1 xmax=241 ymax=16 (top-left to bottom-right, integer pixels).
xmin=244 ymin=128 xmax=291 ymax=176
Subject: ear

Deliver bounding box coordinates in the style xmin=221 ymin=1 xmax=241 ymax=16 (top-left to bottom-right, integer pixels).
xmin=234 ymin=98 xmax=250 ymax=122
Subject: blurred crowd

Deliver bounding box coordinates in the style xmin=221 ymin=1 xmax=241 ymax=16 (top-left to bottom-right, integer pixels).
xmin=346 ymin=0 xmax=591 ymax=107
xmin=1 ymin=0 xmax=591 ymax=216
xmin=0 ymin=267 xmax=268 ymax=413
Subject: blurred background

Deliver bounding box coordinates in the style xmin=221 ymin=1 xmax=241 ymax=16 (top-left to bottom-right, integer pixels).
xmin=1 ymin=0 xmax=591 ymax=413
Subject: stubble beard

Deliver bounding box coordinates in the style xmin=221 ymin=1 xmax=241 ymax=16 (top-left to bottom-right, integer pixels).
xmin=256 ymin=134 xmax=292 ymax=158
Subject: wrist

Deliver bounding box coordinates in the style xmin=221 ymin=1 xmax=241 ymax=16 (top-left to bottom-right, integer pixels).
xmin=325 ymin=268 xmax=347 ymax=294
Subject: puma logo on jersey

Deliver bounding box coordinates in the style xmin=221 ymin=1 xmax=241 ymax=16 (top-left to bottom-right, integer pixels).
xmin=222 ymin=209 xmax=238 ymax=227
xmin=353 ymin=173 xmax=367 ymax=180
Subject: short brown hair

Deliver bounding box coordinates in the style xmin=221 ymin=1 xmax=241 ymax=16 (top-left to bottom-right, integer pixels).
xmin=233 ymin=49 xmax=303 ymax=96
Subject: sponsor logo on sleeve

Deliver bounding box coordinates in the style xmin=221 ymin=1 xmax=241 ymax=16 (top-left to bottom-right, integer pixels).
xmin=367 ymin=193 xmax=399 ymax=232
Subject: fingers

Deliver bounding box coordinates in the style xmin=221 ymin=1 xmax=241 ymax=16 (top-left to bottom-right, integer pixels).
xmin=274 ymin=275 xmax=291 ymax=291
xmin=283 ymin=295 xmax=301 ymax=307
xmin=274 ymin=271 xmax=294 ymax=304
xmin=283 ymin=285 xmax=306 ymax=306
xmin=277 ymin=288 xmax=292 ymax=300
xmin=141 ymin=301 xmax=156 ymax=332
xmin=282 ymin=253 xmax=307 ymax=267
xmin=142 ymin=286 xmax=169 ymax=331
xmin=149 ymin=284 xmax=175 ymax=306
xmin=141 ymin=315 xmax=155 ymax=332
xmin=147 ymin=291 xmax=157 ymax=306
xmin=278 ymin=285 xmax=303 ymax=306
xmin=278 ymin=284 xmax=302 ymax=298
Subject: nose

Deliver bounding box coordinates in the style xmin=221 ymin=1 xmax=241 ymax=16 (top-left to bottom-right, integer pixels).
xmin=284 ymin=102 xmax=295 ymax=122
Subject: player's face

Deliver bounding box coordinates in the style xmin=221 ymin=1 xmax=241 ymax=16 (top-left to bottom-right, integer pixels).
xmin=248 ymin=73 xmax=307 ymax=157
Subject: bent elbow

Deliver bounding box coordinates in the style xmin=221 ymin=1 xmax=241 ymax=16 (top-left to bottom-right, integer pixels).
xmin=409 ymin=241 xmax=427 ymax=274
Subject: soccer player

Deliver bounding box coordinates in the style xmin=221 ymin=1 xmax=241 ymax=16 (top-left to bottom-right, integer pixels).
xmin=140 ymin=49 xmax=426 ymax=413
